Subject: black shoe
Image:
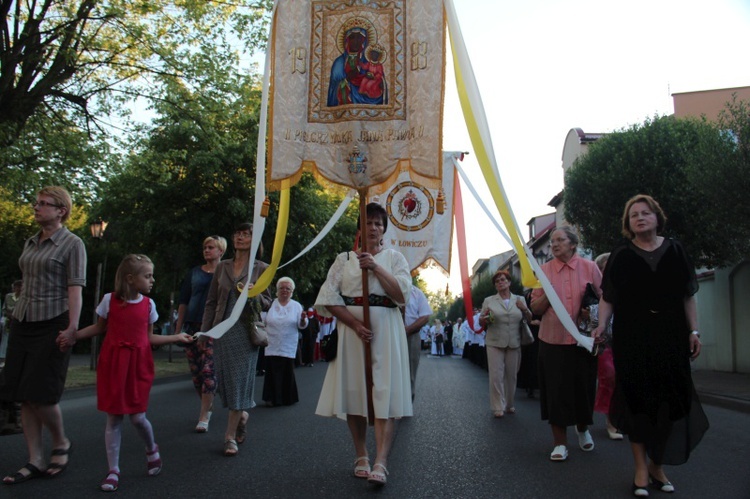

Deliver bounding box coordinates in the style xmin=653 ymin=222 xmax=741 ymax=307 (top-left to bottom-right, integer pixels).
xmin=633 ymin=483 xmax=649 ymax=497
xmin=649 ymin=474 xmax=674 ymax=493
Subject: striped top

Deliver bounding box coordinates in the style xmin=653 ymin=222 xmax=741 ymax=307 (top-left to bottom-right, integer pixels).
xmin=14 ymin=226 xmax=87 ymax=322
xmin=531 ymin=253 xmax=602 ymax=346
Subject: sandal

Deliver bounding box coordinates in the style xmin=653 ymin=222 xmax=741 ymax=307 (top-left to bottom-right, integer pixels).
xmin=550 ymin=445 xmax=568 ymax=461
xmin=353 ymin=456 xmax=370 ymax=478
xmin=236 ymin=411 xmax=248 ymax=444
xmin=576 ymin=429 xmax=595 ymax=451
xmin=224 ymin=439 xmax=239 ymax=457
xmin=46 ymin=442 xmax=73 ymax=477
xmin=146 ymin=445 xmax=162 ymax=476
xmin=195 ymin=410 xmax=212 ymax=433
xmin=2 ymin=463 xmax=44 ymax=484
xmin=100 ymin=470 xmax=120 ymax=492
xmin=367 ymin=463 xmax=388 ymax=486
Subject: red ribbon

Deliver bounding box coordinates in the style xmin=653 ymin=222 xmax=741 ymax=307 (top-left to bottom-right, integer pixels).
xmin=453 ymin=169 xmax=475 ymax=330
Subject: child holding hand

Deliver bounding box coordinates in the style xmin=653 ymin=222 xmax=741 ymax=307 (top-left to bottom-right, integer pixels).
xmin=65 ymin=254 xmax=192 ymax=492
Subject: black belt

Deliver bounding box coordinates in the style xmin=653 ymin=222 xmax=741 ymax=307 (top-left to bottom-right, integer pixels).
xmin=341 ymin=294 xmax=398 ymax=308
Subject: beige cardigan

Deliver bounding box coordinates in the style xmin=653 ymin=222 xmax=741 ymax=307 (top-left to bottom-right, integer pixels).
xmin=201 ymin=258 xmax=273 ymax=331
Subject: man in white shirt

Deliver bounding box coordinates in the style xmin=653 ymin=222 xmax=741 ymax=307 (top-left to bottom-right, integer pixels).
xmin=403 ymin=286 xmax=432 ymax=400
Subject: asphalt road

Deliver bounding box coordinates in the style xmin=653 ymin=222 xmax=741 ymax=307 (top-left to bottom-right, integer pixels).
xmin=1 ymin=352 xmax=749 ymax=498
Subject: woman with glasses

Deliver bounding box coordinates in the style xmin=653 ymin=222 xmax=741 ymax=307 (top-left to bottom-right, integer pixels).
xmin=530 ymin=226 xmax=601 ymax=463
xmin=261 ymin=277 xmax=308 ymax=407
xmin=174 ymin=235 xmax=227 ymax=433
xmin=201 ymin=223 xmax=272 ymax=457
xmin=1 ymin=187 xmax=86 ymax=484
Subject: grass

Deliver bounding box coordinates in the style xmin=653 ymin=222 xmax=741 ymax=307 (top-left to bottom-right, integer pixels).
xmin=65 ymin=355 xmax=190 ymax=389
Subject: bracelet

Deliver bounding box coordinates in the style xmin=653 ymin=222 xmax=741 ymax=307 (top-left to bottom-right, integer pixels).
xmin=691 ymin=330 xmax=700 ymax=338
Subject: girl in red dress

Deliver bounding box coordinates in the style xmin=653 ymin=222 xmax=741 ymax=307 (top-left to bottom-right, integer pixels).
xmin=68 ymin=254 xmax=192 ymax=492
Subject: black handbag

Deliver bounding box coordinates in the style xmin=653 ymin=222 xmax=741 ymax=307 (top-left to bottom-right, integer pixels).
xmin=320 ymin=328 xmax=338 ymax=362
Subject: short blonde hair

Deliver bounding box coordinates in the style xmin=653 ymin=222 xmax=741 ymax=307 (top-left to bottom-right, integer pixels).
xmin=38 ymin=186 xmax=73 ymax=223
xmin=203 ymin=235 xmax=227 ymax=254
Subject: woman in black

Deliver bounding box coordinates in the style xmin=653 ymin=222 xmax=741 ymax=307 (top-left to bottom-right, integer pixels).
xmin=594 ymin=194 xmax=708 ymax=497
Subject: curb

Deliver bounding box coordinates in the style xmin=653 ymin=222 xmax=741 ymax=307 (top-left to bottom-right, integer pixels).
xmin=697 ymin=391 xmax=750 ymax=414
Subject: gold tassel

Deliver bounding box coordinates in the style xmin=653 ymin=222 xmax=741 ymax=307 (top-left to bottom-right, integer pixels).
xmin=436 ymin=189 xmax=445 ymax=215
xmin=260 ymin=196 xmax=271 ymax=218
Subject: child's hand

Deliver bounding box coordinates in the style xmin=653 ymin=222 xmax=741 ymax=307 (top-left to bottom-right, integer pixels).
xmin=175 ymin=332 xmax=193 ymax=344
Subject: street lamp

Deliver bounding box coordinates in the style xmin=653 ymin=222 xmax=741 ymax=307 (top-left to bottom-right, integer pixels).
xmin=89 ymin=218 xmax=108 ymax=370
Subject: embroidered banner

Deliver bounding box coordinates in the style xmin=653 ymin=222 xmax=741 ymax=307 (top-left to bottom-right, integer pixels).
xmin=370 ymin=151 xmax=457 ymax=273
xmin=267 ymin=0 xmax=445 ymax=193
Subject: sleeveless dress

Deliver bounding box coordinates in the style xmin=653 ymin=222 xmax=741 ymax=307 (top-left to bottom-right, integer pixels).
xmin=97 ymin=294 xmax=155 ymax=414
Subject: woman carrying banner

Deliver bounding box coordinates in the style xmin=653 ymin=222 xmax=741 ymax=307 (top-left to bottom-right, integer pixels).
xmin=314 ymin=203 xmax=412 ymax=486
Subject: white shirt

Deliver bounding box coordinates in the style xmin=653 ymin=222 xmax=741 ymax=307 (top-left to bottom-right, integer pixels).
xmin=404 ymin=286 xmax=432 ymax=328
xmin=265 ymin=298 xmax=307 ymax=358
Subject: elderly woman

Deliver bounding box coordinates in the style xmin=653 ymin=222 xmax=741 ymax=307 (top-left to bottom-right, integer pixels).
xmin=479 ymin=269 xmax=532 ymax=418
xmin=201 ymin=223 xmax=272 ymax=457
xmin=262 ymin=277 xmax=308 ymax=407
xmin=315 ymin=203 xmax=412 ymax=486
xmin=0 ymin=187 xmax=86 ymax=484
xmin=593 ymin=195 xmax=708 ymax=497
xmin=175 ymin=235 xmax=227 ymax=433
xmin=531 ymin=226 xmax=601 ymax=462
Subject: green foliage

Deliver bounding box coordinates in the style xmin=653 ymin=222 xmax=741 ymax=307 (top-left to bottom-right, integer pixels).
xmin=1 ymin=0 xmax=273 ymax=147
xmin=564 ymin=114 xmax=745 ymax=267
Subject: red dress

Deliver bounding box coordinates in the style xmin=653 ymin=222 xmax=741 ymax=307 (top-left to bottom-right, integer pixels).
xmin=97 ymin=294 xmax=154 ymax=414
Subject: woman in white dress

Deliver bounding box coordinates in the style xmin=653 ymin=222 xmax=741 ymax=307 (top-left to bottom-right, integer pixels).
xmin=315 ymin=203 xmax=412 ymax=487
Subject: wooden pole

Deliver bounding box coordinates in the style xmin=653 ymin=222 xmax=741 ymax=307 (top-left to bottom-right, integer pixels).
xmin=358 ymin=190 xmax=375 ymax=425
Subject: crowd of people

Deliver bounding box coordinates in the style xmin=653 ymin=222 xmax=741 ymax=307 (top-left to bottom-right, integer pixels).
xmin=0 ymin=190 xmax=708 ymax=496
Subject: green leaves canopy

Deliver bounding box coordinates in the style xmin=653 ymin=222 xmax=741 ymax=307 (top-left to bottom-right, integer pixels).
xmin=564 ymin=112 xmax=749 ymax=268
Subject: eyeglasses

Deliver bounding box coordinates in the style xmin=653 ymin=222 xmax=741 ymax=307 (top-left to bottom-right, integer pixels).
xmin=278 ymin=287 xmax=293 ymax=292
xmin=234 ymin=231 xmax=252 ymax=239
xmin=33 ymin=200 xmax=62 ymax=208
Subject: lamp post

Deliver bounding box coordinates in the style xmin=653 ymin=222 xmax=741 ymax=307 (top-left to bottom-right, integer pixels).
xmin=90 ymin=218 xmax=109 ymax=370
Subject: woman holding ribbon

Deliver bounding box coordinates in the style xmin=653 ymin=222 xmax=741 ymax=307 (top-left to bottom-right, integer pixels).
xmin=201 ymin=223 xmax=272 ymax=457
xmin=314 ymin=203 xmax=412 ymax=486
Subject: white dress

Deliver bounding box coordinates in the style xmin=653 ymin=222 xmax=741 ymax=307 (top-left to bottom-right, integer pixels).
xmin=315 ymin=249 xmax=413 ymax=420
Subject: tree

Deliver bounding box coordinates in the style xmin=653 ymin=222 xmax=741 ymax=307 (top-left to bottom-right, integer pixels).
xmin=0 ymin=0 xmax=272 ymax=148
xmin=564 ymin=114 xmax=745 ymax=267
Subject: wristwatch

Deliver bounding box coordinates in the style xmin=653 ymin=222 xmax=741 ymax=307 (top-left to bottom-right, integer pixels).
xmin=691 ymin=330 xmax=700 ymax=338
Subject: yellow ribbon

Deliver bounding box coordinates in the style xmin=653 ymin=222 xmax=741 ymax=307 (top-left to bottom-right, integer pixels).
xmin=247 ymin=179 xmax=290 ymax=297
xmin=450 ymin=38 xmax=539 ymax=288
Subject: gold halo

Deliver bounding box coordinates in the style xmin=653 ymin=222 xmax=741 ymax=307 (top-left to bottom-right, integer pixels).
xmin=365 ymin=43 xmax=387 ymax=64
xmin=336 ymin=16 xmax=376 ymax=54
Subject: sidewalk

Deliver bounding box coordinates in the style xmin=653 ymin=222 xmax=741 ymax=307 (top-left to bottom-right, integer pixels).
xmin=691 ymin=369 xmax=750 ymax=414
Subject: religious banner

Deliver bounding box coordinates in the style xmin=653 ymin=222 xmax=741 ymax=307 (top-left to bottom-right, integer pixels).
xmin=371 ymin=151 xmax=458 ymax=273
xmin=267 ymin=0 xmax=446 ymax=193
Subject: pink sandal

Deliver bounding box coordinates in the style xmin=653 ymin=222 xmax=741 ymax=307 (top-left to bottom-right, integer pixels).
xmin=146 ymin=445 xmax=162 ymax=476
xmin=100 ymin=470 xmax=120 ymax=492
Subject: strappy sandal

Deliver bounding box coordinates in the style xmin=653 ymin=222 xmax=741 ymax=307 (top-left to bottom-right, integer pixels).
xmin=353 ymin=456 xmax=370 ymax=478
xmin=46 ymin=442 xmax=73 ymax=477
xmin=146 ymin=445 xmax=162 ymax=476
xmin=236 ymin=411 xmax=248 ymax=444
xmin=195 ymin=410 xmax=212 ymax=433
xmin=367 ymin=463 xmax=388 ymax=486
xmin=100 ymin=470 xmax=120 ymax=492
xmin=224 ymin=439 xmax=239 ymax=457
xmin=2 ymin=463 xmax=44 ymax=484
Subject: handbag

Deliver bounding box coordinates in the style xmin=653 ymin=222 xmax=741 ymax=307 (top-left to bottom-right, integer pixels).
xmin=249 ymin=321 xmax=269 ymax=347
xmin=320 ymin=328 xmax=338 ymax=362
xmin=520 ymin=320 xmax=534 ymax=346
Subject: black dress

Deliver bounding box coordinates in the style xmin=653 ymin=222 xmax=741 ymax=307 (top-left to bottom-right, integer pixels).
xmin=603 ymin=238 xmax=708 ymax=465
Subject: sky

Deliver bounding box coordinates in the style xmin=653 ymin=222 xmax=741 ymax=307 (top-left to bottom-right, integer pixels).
xmin=420 ymin=0 xmax=750 ymax=296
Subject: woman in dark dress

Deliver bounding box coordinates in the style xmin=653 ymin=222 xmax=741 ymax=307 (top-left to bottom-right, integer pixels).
xmin=594 ymin=194 xmax=708 ymax=497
